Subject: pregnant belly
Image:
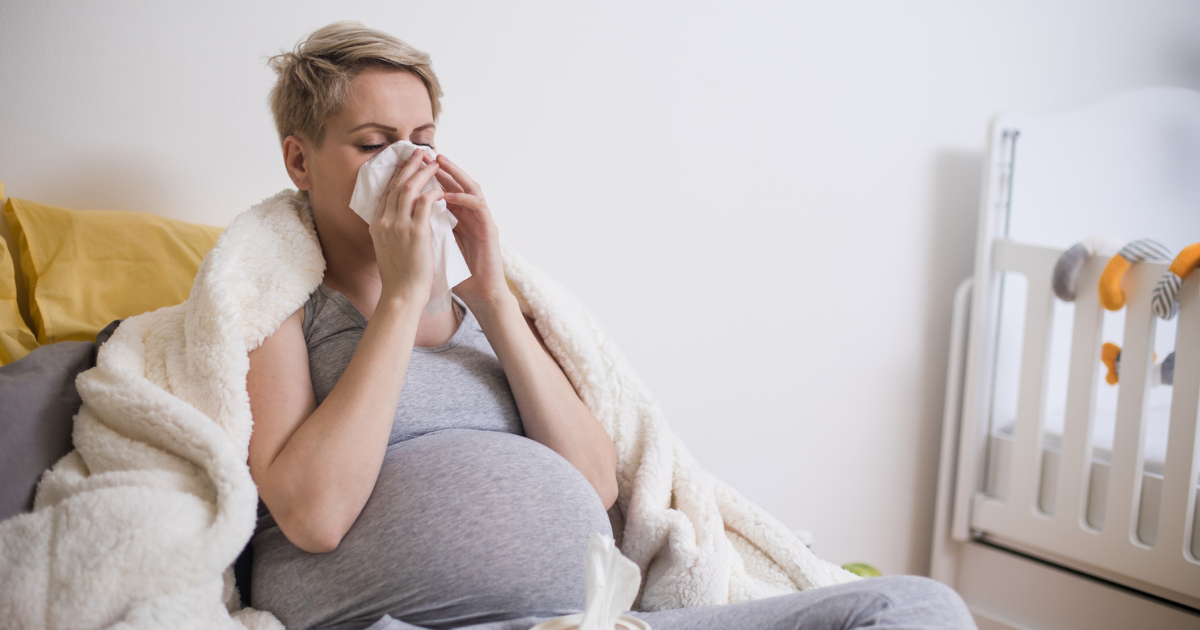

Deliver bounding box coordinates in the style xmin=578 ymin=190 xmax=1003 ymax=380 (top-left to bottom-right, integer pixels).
xmin=251 ymin=430 xmax=614 ymax=630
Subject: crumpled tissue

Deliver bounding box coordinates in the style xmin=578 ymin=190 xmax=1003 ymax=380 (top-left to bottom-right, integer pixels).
xmin=348 ymin=140 xmax=472 ymax=316
xmin=579 ymin=532 xmax=642 ymax=630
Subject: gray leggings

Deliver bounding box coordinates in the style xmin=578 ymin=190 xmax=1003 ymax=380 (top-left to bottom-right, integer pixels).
xmin=363 ymin=576 xmax=976 ymax=630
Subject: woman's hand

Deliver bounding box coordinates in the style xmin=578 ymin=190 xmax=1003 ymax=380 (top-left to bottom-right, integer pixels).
xmin=435 ymin=155 xmax=509 ymax=309
xmin=371 ymin=151 xmax=443 ymax=306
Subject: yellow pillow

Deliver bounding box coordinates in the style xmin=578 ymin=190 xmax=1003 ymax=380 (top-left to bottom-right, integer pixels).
xmin=0 ymin=185 xmax=40 ymax=364
xmin=3 ymin=197 xmax=223 ymax=344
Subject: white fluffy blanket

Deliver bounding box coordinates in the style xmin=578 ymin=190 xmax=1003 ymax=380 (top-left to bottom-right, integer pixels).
xmin=0 ymin=191 xmax=855 ymax=629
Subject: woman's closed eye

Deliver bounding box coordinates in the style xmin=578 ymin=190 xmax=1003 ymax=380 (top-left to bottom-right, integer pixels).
xmin=359 ymin=142 xmax=433 ymax=152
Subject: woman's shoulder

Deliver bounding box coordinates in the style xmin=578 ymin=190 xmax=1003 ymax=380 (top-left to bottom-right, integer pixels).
xmin=301 ymin=284 xmax=369 ymax=343
xmin=249 ymin=286 xmax=318 ymax=359
xmin=256 ymin=306 xmax=307 ymax=354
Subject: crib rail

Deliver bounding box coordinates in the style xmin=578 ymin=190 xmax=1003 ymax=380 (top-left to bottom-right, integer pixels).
xmin=970 ymin=239 xmax=1200 ymax=605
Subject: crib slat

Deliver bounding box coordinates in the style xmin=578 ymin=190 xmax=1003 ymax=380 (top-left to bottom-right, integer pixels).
xmin=997 ymin=241 xmax=1058 ymax=517
xmin=1155 ymin=274 xmax=1200 ymax=565
xmin=1055 ymin=257 xmax=1107 ymax=531
xmin=1102 ymin=263 xmax=1158 ymax=548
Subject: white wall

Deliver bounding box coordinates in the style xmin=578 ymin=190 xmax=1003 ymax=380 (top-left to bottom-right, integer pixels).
xmin=2 ymin=0 xmax=1198 ymax=576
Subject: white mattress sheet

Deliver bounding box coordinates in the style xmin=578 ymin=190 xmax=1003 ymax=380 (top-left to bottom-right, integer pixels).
xmin=992 ymin=401 xmax=1173 ymax=476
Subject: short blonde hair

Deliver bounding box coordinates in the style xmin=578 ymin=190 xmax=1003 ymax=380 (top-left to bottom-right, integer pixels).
xmin=268 ymin=21 xmax=444 ymax=147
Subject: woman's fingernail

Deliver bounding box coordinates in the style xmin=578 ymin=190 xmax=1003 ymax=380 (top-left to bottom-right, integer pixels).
xmin=444 ymin=192 xmax=456 ymax=201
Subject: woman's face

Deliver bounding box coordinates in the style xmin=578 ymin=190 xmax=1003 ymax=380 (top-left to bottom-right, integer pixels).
xmin=286 ymin=67 xmax=436 ymax=248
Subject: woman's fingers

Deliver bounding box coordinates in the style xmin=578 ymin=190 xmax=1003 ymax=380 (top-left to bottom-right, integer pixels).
xmin=443 ymin=192 xmax=485 ymax=213
xmin=378 ymin=153 xmax=432 ymax=223
xmin=412 ymin=189 xmax=443 ymax=228
xmin=394 ymin=160 xmax=441 ymax=224
xmin=444 ymin=192 xmax=497 ymax=244
xmin=435 ymin=155 xmax=481 ymax=195
xmin=434 ymin=169 xmax=466 ymax=194
xmin=407 ymin=160 xmax=442 ymax=203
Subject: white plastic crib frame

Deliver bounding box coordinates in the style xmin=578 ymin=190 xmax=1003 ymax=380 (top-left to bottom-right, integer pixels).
xmin=933 ymin=252 xmax=1200 ymax=630
xmin=930 ymin=89 xmax=1200 ymax=630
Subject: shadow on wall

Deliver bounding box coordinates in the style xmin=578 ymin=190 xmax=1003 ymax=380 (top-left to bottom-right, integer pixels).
xmin=1171 ymin=36 xmax=1200 ymax=90
xmin=907 ymin=149 xmax=982 ymax=576
xmin=9 ymin=151 xmax=184 ymax=219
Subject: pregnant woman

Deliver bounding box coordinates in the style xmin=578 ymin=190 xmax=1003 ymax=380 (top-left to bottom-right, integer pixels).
xmin=246 ymin=22 xmax=974 ymax=630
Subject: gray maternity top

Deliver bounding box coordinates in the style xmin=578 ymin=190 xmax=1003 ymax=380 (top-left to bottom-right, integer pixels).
xmin=250 ymin=285 xmax=613 ymax=630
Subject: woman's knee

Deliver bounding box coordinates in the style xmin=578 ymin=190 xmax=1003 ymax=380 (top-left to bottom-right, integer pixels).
xmin=872 ymin=575 xmax=960 ymax=602
xmin=867 ymin=576 xmax=975 ymax=629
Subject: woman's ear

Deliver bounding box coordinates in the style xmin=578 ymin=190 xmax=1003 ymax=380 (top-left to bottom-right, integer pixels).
xmin=282 ymin=135 xmax=312 ymax=191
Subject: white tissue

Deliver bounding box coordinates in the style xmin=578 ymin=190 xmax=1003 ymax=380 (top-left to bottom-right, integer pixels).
xmin=579 ymin=533 xmax=642 ymax=630
xmin=348 ymin=140 xmax=472 ymax=316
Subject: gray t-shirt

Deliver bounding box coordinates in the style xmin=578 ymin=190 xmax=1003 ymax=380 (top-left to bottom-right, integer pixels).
xmin=250 ymin=285 xmax=613 ymax=630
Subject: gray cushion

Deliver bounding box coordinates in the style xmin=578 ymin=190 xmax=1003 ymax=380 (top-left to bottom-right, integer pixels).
xmin=0 ymin=320 xmax=121 ymax=522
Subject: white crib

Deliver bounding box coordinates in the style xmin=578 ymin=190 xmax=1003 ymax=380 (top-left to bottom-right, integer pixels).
xmin=930 ymin=88 xmax=1200 ymax=629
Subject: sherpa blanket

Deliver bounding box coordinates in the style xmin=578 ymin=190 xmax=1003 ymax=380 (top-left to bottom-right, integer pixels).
xmin=0 ymin=190 xmax=856 ymax=629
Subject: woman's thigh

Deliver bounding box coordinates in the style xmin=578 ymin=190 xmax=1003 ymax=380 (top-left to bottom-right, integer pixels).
xmin=628 ymin=576 xmax=975 ymax=630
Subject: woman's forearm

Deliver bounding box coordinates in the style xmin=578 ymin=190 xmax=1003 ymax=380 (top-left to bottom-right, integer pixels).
xmin=260 ymin=296 xmax=424 ymax=552
xmin=467 ymin=294 xmax=619 ymax=509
